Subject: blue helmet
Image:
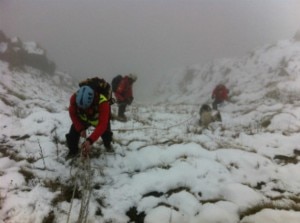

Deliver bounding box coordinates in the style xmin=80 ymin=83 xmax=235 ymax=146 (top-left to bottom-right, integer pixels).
xmin=76 ymin=86 xmax=94 ymax=109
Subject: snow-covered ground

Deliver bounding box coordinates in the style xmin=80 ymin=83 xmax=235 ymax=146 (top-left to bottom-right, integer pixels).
xmin=1 ymin=37 xmax=300 ymax=223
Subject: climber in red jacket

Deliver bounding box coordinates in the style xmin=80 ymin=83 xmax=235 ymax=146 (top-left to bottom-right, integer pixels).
xmin=66 ymin=82 xmax=113 ymax=159
xmin=114 ymin=73 xmax=137 ymax=121
xmin=212 ymin=84 xmax=229 ymax=110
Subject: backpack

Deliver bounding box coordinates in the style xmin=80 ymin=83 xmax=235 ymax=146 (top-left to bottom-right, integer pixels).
xmin=79 ymin=77 xmax=112 ymax=101
xmin=111 ymin=75 xmax=123 ymax=92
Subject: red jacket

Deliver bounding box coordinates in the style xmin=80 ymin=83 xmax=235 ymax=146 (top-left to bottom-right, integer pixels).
xmin=68 ymin=93 xmax=110 ymax=144
xmin=212 ymin=85 xmax=229 ymax=102
xmin=114 ymin=76 xmax=133 ymax=102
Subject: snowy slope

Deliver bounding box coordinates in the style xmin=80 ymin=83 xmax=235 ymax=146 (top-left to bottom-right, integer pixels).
xmin=157 ymin=39 xmax=300 ymax=106
xmin=1 ymin=37 xmax=300 ymax=223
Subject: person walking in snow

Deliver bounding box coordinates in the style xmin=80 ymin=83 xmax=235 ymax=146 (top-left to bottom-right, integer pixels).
xmin=113 ymin=73 xmax=137 ymax=121
xmin=65 ymin=78 xmax=113 ymax=159
xmin=211 ymin=84 xmax=229 ymax=110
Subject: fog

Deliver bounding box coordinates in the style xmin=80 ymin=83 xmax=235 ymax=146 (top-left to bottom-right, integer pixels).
xmin=1 ymin=0 xmax=300 ymax=101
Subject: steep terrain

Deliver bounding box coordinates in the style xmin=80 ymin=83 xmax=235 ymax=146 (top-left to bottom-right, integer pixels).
xmin=1 ymin=37 xmax=300 ymax=223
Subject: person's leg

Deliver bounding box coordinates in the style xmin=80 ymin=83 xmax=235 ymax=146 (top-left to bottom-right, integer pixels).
xmin=118 ymin=102 xmax=127 ymax=119
xmin=215 ymin=111 xmax=222 ymax=122
xmin=65 ymin=124 xmax=80 ymax=157
xmin=101 ymin=122 xmax=113 ymax=152
xmin=212 ymin=100 xmax=218 ymax=110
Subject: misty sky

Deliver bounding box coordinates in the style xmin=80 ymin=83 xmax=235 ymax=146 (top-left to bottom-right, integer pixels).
xmin=1 ymin=0 xmax=300 ymax=101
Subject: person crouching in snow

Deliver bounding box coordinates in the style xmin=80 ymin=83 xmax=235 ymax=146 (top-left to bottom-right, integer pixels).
xmin=199 ymin=104 xmax=222 ymax=128
xmin=114 ymin=73 xmax=137 ymax=121
xmin=65 ymin=85 xmax=113 ymax=159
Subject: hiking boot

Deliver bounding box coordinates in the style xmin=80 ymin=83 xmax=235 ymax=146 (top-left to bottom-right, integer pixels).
xmin=105 ymin=144 xmax=114 ymax=153
xmin=65 ymin=151 xmax=79 ymax=160
xmin=117 ymin=115 xmax=127 ymax=122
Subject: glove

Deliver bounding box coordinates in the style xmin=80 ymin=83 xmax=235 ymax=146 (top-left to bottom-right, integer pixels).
xmin=109 ymin=98 xmax=116 ymax=105
xmin=81 ymin=140 xmax=91 ymax=157
xmin=80 ymin=130 xmax=87 ymax=138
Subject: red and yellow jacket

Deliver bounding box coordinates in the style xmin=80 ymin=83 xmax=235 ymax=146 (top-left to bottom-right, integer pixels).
xmin=114 ymin=76 xmax=133 ymax=102
xmin=68 ymin=93 xmax=110 ymax=144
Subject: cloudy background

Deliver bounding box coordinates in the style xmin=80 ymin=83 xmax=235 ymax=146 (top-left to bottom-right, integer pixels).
xmin=1 ymin=0 xmax=300 ymax=101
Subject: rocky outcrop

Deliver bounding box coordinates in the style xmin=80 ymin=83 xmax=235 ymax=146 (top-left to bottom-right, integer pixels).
xmin=0 ymin=30 xmax=56 ymax=74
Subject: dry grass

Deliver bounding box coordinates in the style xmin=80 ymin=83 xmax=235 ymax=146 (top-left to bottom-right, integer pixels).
xmin=240 ymin=201 xmax=300 ymax=220
xmin=273 ymin=154 xmax=299 ymax=165
xmin=51 ymin=183 xmax=82 ymax=205
xmin=42 ymin=211 xmax=55 ymax=223
xmin=19 ymin=167 xmax=35 ymax=184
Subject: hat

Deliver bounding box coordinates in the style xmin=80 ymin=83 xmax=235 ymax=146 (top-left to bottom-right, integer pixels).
xmin=128 ymin=73 xmax=137 ymax=82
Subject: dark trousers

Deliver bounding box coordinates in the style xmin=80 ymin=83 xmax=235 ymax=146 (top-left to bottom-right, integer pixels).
xmin=212 ymin=100 xmax=223 ymax=110
xmin=118 ymin=102 xmax=127 ymax=118
xmin=65 ymin=123 xmax=113 ymax=154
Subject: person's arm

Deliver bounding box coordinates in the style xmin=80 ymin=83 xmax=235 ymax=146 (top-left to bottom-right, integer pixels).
xmin=69 ymin=94 xmax=85 ymax=132
xmin=212 ymin=88 xmax=216 ymax=99
xmin=127 ymin=85 xmax=133 ymax=99
xmin=115 ymin=78 xmax=128 ymax=101
xmin=87 ymin=101 xmax=110 ymax=144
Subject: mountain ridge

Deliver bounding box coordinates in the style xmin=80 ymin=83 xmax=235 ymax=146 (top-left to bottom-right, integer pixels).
xmin=157 ymin=38 xmax=300 ymax=107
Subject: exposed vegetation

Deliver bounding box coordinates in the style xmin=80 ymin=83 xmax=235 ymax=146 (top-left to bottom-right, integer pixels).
xmin=0 ymin=30 xmax=56 ymax=74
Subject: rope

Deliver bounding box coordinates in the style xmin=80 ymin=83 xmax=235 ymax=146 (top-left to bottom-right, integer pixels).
xmin=65 ymin=113 xmax=197 ymax=222
xmin=112 ymin=115 xmax=197 ymax=132
xmin=66 ymin=181 xmax=77 ymax=223
xmin=162 ymin=115 xmax=196 ymax=130
xmin=67 ymin=139 xmax=93 ymax=223
xmin=77 ymin=155 xmax=92 ymax=223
